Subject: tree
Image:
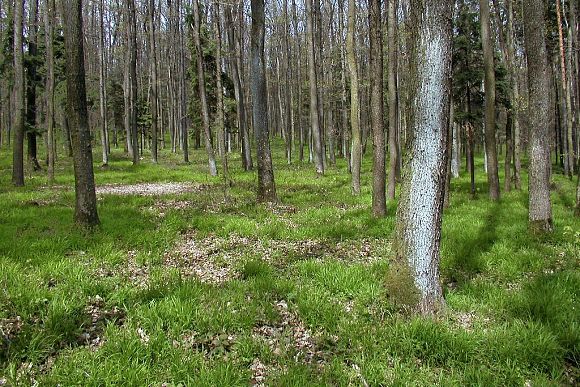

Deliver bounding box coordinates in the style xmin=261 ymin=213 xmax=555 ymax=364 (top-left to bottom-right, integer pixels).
xmin=45 ymin=0 xmax=56 ymax=183
xmin=392 ymin=0 xmax=453 ymax=315
xmin=370 ymin=0 xmax=386 ymax=216
xmin=523 ymin=0 xmax=552 ymax=232
xmin=126 ymin=0 xmax=139 ymax=164
xmin=63 ymin=0 xmax=100 ymax=228
xmin=214 ymin=1 xmax=229 ymax=183
xmin=305 ymin=0 xmax=324 ymax=176
xmin=99 ymin=0 xmax=109 ymax=166
xmin=192 ymin=0 xmax=218 ymax=176
xmin=251 ymin=0 xmax=277 ymax=202
xmin=480 ymin=0 xmax=500 ymax=200
xmin=347 ymin=0 xmax=361 ymax=193
xmin=12 ymin=0 xmax=24 ymax=186
xmin=149 ymin=0 xmax=158 ymax=163
xmin=387 ymin=0 xmax=399 ymax=201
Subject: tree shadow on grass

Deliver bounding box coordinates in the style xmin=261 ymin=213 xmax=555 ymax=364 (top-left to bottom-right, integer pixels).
xmin=443 ymin=202 xmax=501 ymax=286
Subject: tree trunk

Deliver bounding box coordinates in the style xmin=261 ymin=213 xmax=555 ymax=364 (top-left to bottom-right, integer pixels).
xmin=251 ymin=0 xmax=277 ymax=202
xmin=45 ymin=0 xmax=56 ymax=184
xmin=127 ymin=0 xmax=139 ymax=164
xmin=556 ymin=0 xmax=575 ymax=178
xmin=370 ymin=0 xmax=386 ymax=216
xmin=393 ymin=0 xmax=452 ymax=315
xmin=387 ymin=0 xmax=399 ymax=200
xmin=63 ymin=0 xmax=100 ymax=228
xmin=305 ymin=0 xmax=324 ymax=175
xmin=149 ymin=0 xmax=158 ymax=163
xmin=506 ymin=0 xmax=522 ymax=189
xmin=99 ymin=0 xmax=109 ymax=166
xmin=193 ymin=0 xmax=218 ymax=176
xmin=214 ymin=1 xmax=229 ymax=183
xmin=12 ymin=0 xmax=25 ymax=186
xmin=480 ymin=0 xmax=500 ymax=200
xmin=523 ymin=0 xmax=553 ymax=232
xmin=347 ymin=0 xmax=361 ymax=193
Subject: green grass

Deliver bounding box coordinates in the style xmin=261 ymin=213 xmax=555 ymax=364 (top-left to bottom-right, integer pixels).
xmin=0 ymin=140 xmax=578 ymax=386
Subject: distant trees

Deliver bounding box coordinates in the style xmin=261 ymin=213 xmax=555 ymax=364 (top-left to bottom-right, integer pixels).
xmin=63 ymin=0 xmax=100 ymax=228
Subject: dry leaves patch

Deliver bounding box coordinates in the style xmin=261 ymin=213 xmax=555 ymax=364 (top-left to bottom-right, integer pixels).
xmin=96 ymin=182 xmax=207 ymax=196
xmin=0 ymin=316 xmax=23 ymax=350
xmin=80 ymin=295 xmax=126 ymax=350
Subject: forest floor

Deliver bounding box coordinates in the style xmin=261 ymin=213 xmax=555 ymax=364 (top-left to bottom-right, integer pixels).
xmin=0 ymin=142 xmax=578 ymax=386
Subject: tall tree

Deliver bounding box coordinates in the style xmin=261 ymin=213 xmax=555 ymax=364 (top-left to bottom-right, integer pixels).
xmin=192 ymin=0 xmax=218 ymax=176
xmin=393 ymin=0 xmax=453 ymax=315
xmin=305 ymin=0 xmax=324 ymax=175
xmin=45 ymin=0 xmax=56 ymax=183
xmin=480 ymin=0 xmax=500 ymax=200
xmin=523 ymin=0 xmax=553 ymax=232
xmin=506 ymin=0 xmax=522 ymax=189
xmin=370 ymin=0 xmax=386 ymax=216
xmin=387 ymin=0 xmax=399 ymax=200
xmin=149 ymin=0 xmax=158 ymax=163
xmin=99 ymin=0 xmax=109 ymax=166
xmin=127 ymin=0 xmax=139 ymax=164
xmin=347 ymin=0 xmax=361 ymax=193
xmin=251 ymin=0 xmax=277 ymax=202
xmin=63 ymin=0 xmax=100 ymax=228
xmin=12 ymin=0 xmax=24 ymax=186
xmin=214 ymin=1 xmax=229 ymax=183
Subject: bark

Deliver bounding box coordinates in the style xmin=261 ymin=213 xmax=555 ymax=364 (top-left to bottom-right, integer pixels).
xmin=347 ymin=0 xmax=361 ymax=193
xmin=480 ymin=0 xmax=500 ymax=200
xmin=387 ymin=0 xmax=399 ymax=200
xmin=45 ymin=0 xmax=56 ymax=184
xmin=12 ymin=0 xmax=25 ymax=186
xmin=370 ymin=0 xmax=386 ymax=216
xmin=214 ymin=1 xmax=229 ymax=183
xmin=63 ymin=0 xmax=100 ymax=228
xmin=149 ymin=0 xmax=158 ymax=163
xmin=504 ymin=109 xmax=513 ymax=192
xmin=523 ymin=0 xmax=553 ymax=232
xmin=251 ymin=0 xmax=277 ymax=202
xmin=305 ymin=0 xmax=324 ymax=175
xmin=394 ymin=0 xmax=452 ymax=315
xmin=193 ymin=0 xmax=218 ymax=176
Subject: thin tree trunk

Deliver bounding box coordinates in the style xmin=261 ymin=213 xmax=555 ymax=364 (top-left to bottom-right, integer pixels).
xmin=370 ymin=0 xmax=386 ymax=216
xmin=556 ymin=0 xmax=575 ymax=178
xmin=149 ymin=0 xmax=158 ymax=163
xmin=251 ymin=0 xmax=277 ymax=202
xmin=507 ymin=0 xmax=522 ymax=189
xmin=480 ymin=0 xmax=500 ymax=200
xmin=524 ymin=0 xmax=553 ymax=232
xmin=393 ymin=0 xmax=452 ymax=315
xmin=45 ymin=0 xmax=56 ymax=184
xmin=387 ymin=0 xmax=399 ymax=200
xmin=305 ymin=0 xmax=324 ymax=175
xmin=99 ymin=0 xmax=109 ymax=166
xmin=12 ymin=0 xmax=25 ymax=186
xmin=347 ymin=0 xmax=361 ymax=193
xmin=193 ymin=0 xmax=218 ymax=176
xmin=63 ymin=0 xmax=100 ymax=228
xmin=214 ymin=1 xmax=229 ymax=183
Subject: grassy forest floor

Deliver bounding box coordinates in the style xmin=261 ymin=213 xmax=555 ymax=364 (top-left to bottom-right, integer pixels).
xmin=0 ymin=142 xmax=578 ymax=386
